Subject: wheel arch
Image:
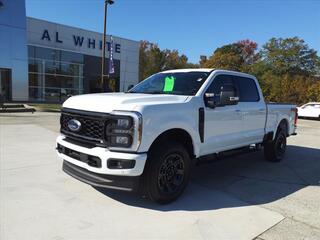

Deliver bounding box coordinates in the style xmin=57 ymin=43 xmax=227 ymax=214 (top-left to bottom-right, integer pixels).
xmin=148 ymin=128 xmax=196 ymax=159
xmin=278 ymin=118 xmax=289 ymax=136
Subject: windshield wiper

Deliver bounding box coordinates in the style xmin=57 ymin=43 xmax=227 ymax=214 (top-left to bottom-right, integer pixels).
xmin=126 ymin=91 xmax=165 ymax=94
xmin=125 ymin=91 xmax=155 ymax=94
xmin=147 ymin=91 xmax=165 ymax=94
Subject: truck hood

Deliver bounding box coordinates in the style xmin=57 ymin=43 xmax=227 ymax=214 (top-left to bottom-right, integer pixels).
xmin=63 ymin=92 xmax=190 ymax=113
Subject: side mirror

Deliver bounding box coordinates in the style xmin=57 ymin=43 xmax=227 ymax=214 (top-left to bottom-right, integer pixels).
xmin=127 ymin=85 xmax=134 ymax=91
xmin=219 ymin=85 xmax=239 ymax=106
xmin=204 ymin=93 xmax=217 ymax=108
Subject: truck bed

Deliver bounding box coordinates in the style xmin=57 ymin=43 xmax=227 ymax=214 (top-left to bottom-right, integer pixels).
xmin=265 ymin=103 xmax=296 ymax=136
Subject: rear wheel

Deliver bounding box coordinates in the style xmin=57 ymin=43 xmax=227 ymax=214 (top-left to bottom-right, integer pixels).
xmin=264 ymin=124 xmax=287 ymax=162
xmin=143 ymin=141 xmax=191 ymax=204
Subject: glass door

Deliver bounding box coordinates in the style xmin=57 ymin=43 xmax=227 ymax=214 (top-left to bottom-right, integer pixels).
xmin=0 ymin=68 xmax=12 ymax=102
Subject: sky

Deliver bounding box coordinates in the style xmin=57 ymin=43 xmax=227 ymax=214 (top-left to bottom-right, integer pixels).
xmin=26 ymin=0 xmax=320 ymax=63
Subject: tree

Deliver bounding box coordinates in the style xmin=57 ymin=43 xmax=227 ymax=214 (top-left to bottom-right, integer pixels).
xmin=202 ymin=39 xmax=258 ymax=72
xmin=139 ymin=41 xmax=166 ymax=81
xmin=307 ymin=81 xmax=320 ymax=102
xmin=250 ymin=37 xmax=320 ymax=104
xmin=261 ymin=37 xmax=320 ymax=76
xmin=140 ymin=38 xmax=320 ymax=104
xmin=199 ymin=55 xmax=208 ymax=67
xmin=139 ymin=41 xmax=197 ymax=81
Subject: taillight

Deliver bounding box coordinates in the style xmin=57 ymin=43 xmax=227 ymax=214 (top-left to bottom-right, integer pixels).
xmin=292 ymin=108 xmax=298 ymax=127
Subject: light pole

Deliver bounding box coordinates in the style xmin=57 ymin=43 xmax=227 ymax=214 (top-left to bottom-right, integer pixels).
xmin=101 ymin=0 xmax=114 ymax=92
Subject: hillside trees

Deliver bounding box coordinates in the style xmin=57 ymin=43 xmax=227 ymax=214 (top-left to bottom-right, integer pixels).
xmin=139 ymin=37 xmax=320 ymax=103
xmin=200 ymin=37 xmax=320 ymax=103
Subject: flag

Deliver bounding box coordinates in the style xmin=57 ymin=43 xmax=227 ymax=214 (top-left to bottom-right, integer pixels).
xmin=108 ymin=35 xmax=115 ymax=74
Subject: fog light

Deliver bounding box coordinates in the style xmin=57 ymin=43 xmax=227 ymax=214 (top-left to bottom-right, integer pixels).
xmin=107 ymin=159 xmax=136 ymax=169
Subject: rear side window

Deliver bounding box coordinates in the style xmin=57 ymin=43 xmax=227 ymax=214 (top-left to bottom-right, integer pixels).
xmin=304 ymin=104 xmax=320 ymax=108
xmin=233 ymin=76 xmax=260 ymax=102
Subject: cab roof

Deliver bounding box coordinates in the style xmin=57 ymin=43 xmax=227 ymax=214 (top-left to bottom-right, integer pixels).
xmin=160 ymin=68 xmax=256 ymax=79
xmin=161 ymin=68 xmax=214 ymax=73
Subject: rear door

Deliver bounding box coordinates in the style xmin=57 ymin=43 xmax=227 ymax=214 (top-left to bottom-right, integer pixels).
xmin=233 ymin=76 xmax=266 ymax=144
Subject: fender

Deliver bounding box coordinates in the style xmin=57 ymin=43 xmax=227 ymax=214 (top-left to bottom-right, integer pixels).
xmin=138 ymin=121 xmax=201 ymax=157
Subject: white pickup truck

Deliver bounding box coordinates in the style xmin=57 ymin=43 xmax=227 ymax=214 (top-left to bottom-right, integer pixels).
xmin=56 ymin=69 xmax=297 ymax=203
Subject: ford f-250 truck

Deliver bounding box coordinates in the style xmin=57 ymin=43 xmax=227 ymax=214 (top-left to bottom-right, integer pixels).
xmin=56 ymin=69 xmax=297 ymax=203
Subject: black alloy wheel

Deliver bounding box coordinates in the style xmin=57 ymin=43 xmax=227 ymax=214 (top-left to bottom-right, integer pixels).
xmin=143 ymin=141 xmax=191 ymax=204
xmin=264 ymin=124 xmax=287 ymax=162
xmin=275 ymin=132 xmax=287 ymax=159
xmin=157 ymin=153 xmax=185 ymax=194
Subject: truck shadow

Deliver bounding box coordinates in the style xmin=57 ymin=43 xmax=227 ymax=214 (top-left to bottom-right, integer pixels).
xmin=94 ymin=145 xmax=320 ymax=211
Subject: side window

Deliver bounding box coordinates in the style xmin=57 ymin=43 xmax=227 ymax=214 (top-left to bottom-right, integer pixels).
xmin=305 ymin=104 xmax=314 ymax=108
xmin=206 ymin=74 xmax=234 ymax=95
xmin=233 ymin=76 xmax=260 ymax=102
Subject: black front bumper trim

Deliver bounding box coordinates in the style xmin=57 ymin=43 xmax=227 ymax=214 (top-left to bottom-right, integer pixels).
xmin=63 ymin=161 xmax=140 ymax=192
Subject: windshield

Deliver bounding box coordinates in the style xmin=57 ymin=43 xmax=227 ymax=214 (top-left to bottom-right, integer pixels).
xmin=129 ymin=71 xmax=210 ymax=95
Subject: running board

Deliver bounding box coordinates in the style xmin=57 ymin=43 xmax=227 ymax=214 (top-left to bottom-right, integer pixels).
xmin=196 ymin=144 xmax=262 ymax=166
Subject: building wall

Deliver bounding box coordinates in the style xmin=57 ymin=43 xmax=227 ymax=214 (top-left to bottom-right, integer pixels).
xmin=0 ymin=0 xmax=28 ymax=100
xmin=27 ymin=17 xmax=139 ymax=92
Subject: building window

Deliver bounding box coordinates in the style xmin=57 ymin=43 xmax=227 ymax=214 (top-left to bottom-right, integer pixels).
xmin=28 ymin=46 xmax=84 ymax=102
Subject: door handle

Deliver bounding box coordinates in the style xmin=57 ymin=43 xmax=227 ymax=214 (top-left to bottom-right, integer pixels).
xmin=235 ymin=109 xmax=241 ymax=112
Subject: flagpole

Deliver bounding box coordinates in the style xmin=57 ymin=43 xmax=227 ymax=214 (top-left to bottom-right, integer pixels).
xmin=101 ymin=0 xmax=114 ymax=92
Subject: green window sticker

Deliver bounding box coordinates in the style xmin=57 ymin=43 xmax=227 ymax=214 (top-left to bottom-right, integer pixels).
xmin=163 ymin=76 xmax=175 ymax=92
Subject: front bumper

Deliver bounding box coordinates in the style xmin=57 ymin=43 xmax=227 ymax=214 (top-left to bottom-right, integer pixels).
xmin=63 ymin=161 xmax=140 ymax=191
xmin=57 ymin=135 xmax=147 ymax=177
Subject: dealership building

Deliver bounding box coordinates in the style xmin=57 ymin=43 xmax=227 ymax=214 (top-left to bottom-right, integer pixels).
xmin=0 ymin=0 xmax=139 ymax=102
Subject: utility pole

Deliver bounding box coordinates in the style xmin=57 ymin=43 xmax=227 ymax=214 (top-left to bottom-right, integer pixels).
xmin=101 ymin=0 xmax=114 ymax=92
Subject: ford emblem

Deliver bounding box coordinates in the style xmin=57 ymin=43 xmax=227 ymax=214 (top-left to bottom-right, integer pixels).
xmin=68 ymin=119 xmax=81 ymax=132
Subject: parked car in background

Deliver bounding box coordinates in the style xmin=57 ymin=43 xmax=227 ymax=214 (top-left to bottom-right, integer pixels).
xmin=297 ymin=102 xmax=320 ymax=119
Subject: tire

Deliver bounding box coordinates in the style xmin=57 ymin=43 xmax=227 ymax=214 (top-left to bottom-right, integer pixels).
xmin=143 ymin=141 xmax=191 ymax=204
xmin=264 ymin=124 xmax=287 ymax=162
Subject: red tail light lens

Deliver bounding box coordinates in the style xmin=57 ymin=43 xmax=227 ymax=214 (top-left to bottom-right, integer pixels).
xmin=293 ymin=108 xmax=298 ymax=126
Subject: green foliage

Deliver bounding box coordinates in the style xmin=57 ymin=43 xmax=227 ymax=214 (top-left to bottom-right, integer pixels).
xmin=261 ymin=37 xmax=320 ymax=76
xmin=202 ymin=39 xmax=258 ymax=72
xmin=139 ymin=41 xmax=197 ymax=81
xmin=307 ymin=81 xmax=320 ymax=102
xmin=200 ymin=37 xmax=320 ymax=104
xmin=253 ymin=37 xmax=320 ymax=103
xmin=139 ymin=37 xmax=320 ymax=104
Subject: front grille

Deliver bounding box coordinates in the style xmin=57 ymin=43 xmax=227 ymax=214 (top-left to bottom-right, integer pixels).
xmin=60 ymin=108 xmax=108 ymax=146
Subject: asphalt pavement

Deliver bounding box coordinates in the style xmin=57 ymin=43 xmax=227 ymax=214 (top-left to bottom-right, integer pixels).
xmin=0 ymin=112 xmax=319 ymax=240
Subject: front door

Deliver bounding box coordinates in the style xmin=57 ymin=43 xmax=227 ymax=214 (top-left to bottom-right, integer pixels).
xmin=0 ymin=68 xmax=12 ymax=102
xmin=201 ymin=74 xmax=244 ymax=155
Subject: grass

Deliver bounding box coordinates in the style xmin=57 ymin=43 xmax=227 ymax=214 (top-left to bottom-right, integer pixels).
xmin=30 ymin=104 xmax=62 ymax=112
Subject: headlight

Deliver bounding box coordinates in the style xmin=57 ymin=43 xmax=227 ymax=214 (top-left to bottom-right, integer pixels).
xmin=105 ymin=112 xmax=142 ymax=151
xmin=117 ymin=118 xmax=131 ymax=128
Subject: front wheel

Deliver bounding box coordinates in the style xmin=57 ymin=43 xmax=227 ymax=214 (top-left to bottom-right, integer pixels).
xmin=143 ymin=141 xmax=191 ymax=204
xmin=264 ymin=128 xmax=287 ymax=162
